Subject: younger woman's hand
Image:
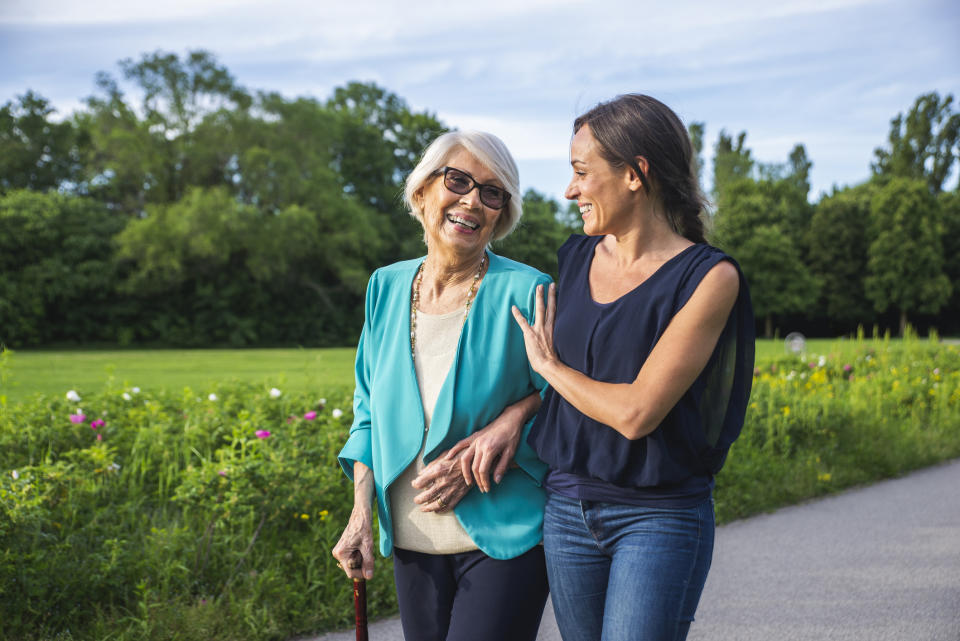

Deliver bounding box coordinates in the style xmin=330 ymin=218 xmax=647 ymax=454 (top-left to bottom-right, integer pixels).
xmin=512 ymin=283 xmax=558 ymax=376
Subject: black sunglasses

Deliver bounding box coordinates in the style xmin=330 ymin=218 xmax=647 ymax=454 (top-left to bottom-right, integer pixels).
xmin=433 ymin=166 xmax=511 ymax=210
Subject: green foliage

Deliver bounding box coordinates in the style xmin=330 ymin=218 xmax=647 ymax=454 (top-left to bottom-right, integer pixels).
xmin=3 ymin=339 xmax=959 ymax=639
xmin=0 ymin=383 xmax=397 ymax=641
xmin=4 ymin=50 xmax=958 ymax=344
xmin=0 ymin=91 xmax=86 ymax=194
xmin=711 ymin=129 xmax=753 ymax=201
xmin=939 ymin=191 xmax=960 ymax=326
xmin=711 ymin=177 xmax=819 ymax=336
xmin=872 ymin=91 xmax=960 ymax=194
xmin=864 ymin=178 xmax=951 ymax=334
xmin=0 ymin=190 xmax=127 ymax=346
xmin=806 ymin=183 xmax=876 ymax=329
xmin=716 ymin=333 xmax=960 ymax=521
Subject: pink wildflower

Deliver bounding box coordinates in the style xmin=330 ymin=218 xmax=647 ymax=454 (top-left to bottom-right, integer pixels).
xmin=843 ymin=364 xmax=852 ymax=372
xmin=218 ymin=470 xmax=227 ymax=477
xmin=255 ymin=430 xmax=271 ymax=439
xmin=304 ymin=411 xmax=317 ymax=421
xmin=69 ymin=413 xmax=87 ymax=424
xmin=90 ymin=419 xmax=106 ymax=430
xmin=96 ymin=434 xmax=103 ymax=441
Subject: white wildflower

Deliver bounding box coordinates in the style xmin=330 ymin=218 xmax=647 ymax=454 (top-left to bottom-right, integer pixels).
xmin=107 ymin=462 xmax=121 ymax=472
xmin=269 ymin=388 xmax=282 ymax=399
xmin=66 ymin=390 xmax=81 ymax=402
xmin=11 ymin=470 xmax=18 ymax=480
xmin=122 ymin=392 xmax=132 ymax=401
xmin=332 ymin=408 xmax=343 ymax=419
xmin=818 ymin=355 xmax=826 ymax=367
xmin=208 ymin=393 xmax=218 ymax=401
xmin=132 ymin=387 xmax=140 ymax=394
xmin=319 ymin=398 xmax=327 ymax=405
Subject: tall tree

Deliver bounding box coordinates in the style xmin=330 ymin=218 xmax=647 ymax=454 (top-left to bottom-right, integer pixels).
xmin=864 ymin=178 xmax=951 ymax=335
xmin=0 ymin=91 xmax=86 ymax=193
xmin=0 ymin=190 xmax=124 ymax=346
xmin=326 ymin=81 xmax=448 ymax=261
xmin=81 ymin=50 xmax=251 ymax=211
xmin=935 ymin=190 xmax=960 ymax=333
xmin=711 ymin=177 xmax=819 ymax=337
xmin=688 ymin=121 xmax=706 ymax=190
xmin=712 ymin=129 xmax=753 ymax=201
xmin=871 ymin=91 xmax=960 ymax=194
xmin=806 ymin=184 xmax=876 ymax=330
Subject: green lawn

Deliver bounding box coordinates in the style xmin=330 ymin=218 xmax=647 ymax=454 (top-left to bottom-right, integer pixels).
xmin=0 ymin=337 xmax=938 ymax=404
xmin=0 ymin=348 xmax=356 ymax=404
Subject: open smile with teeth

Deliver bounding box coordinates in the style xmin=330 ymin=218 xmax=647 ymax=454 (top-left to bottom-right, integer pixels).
xmin=579 ymin=204 xmax=593 ymax=215
xmin=446 ymin=214 xmax=479 ymax=230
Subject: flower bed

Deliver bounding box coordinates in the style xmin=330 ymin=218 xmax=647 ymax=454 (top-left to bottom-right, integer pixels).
xmin=2 ymin=335 xmax=959 ymax=640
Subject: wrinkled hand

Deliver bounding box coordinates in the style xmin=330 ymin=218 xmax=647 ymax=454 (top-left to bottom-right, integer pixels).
xmin=331 ymin=509 xmax=375 ymax=580
xmin=512 ymin=283 xmax=558 ymax=376
xmin=411 ymin=454 xmax=470 ymax=512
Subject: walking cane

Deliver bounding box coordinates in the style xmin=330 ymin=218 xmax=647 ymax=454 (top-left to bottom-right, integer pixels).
xmin=350 ymin=550 xmax=368 ymax=641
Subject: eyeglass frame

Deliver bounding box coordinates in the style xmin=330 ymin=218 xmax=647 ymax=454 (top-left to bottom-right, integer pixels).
xmin=431 ymin=166 xmax=512 ymax=210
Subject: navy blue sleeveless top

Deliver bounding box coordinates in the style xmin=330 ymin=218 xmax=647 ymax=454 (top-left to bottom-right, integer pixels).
xmin=527 ymin=235 xmax=755 ymax=507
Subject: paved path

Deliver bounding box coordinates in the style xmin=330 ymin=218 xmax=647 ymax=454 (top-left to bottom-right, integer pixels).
xmin=308 ymin=460 xmax=960 ymax=641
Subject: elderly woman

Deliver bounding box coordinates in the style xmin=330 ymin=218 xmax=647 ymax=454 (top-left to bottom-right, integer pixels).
xmin=514 ymin=95 xmax=755 ymax=640
xmin=332 ymin=130 xmax=551 ymax=641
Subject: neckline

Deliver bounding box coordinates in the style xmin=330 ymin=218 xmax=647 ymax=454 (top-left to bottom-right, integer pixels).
xmin=586 ymin=237 xmax=699 ymax=306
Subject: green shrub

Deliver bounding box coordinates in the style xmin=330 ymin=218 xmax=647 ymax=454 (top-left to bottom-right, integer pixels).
xmin=0 ymin=382 xmax=397 ymax=641
xmin=2 ymin=334 xmax=959 ymax=640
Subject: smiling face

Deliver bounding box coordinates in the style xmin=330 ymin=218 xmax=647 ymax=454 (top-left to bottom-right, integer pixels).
xmin=564 ymin=124 xmax=639 ymax=237
xmin=417 ymin=147 xmax=504 ymax=258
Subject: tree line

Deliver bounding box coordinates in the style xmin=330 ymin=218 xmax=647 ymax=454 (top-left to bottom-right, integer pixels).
xmin=1 ymin=50 xmax=958 ymax=347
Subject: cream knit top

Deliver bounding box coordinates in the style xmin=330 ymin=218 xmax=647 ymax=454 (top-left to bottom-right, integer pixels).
xmin=390 ymin=308 xmax=478 ymax=553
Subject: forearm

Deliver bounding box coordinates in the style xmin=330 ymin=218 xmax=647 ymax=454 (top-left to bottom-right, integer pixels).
xmin=352 ymin=461 xmax=375 ymax=517
xmin=540 ymin=359 xmax=658 ymax=440
xmin=501 ymin=392 xmax=541 ymax=434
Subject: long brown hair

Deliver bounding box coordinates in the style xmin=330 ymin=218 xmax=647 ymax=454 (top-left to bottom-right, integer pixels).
xmin=574 ymin=94 xmax=707 ymax=243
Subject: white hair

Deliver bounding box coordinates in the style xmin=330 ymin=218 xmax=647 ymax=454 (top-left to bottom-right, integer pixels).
xmin=403 ymin=130 xmax=523 ymax=242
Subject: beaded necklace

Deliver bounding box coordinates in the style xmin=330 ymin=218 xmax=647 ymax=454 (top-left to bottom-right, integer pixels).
xmin=410 ymin=253 xmax=486 ymax=356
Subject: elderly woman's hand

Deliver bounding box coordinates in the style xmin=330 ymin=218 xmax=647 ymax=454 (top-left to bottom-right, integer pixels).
xmin=413 ymin=392 xmax=541 ymax=502
xmin=332 ymin=507 xmax=375 ymax=580
xmin=512 ymin=283 xmax=558 ymax=377
xmin=332 ymin=462 xmax=376 ymax=580
xmin=411 ymin=453 xmax=470 ymax=512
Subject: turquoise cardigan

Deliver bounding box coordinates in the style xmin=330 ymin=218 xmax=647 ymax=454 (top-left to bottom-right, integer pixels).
xmin=338 ymin=250 xmax=550 ymax=560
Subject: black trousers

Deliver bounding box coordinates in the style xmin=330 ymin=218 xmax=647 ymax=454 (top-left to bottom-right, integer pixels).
xmin=393 ymin=546 xmax=549 ymax=641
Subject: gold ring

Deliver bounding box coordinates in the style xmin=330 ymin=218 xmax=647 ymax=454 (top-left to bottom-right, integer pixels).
xmin=437 ymin=496 xmax=447 ymax=509
xmin=336 ymin=562 xmax=343 ymax=570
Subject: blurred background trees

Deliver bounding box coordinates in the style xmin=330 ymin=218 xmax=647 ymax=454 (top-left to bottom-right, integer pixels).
xmin=1 ymin=50 xmax=957 ymax=347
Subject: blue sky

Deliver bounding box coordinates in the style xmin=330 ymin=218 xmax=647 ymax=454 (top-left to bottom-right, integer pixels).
xmin=2 ymin=0 xmax=958 ymax=204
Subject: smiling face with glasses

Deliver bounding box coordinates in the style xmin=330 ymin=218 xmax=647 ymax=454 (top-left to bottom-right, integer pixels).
xmin=417 ymin=148 xmax=509 ymax=258
xmin=433 ymin=166 xmax=512 ymax=210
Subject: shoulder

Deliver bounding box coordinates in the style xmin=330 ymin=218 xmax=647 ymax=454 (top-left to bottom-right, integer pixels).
xmin=367 ymin=257 xmax=421 ymax=289
xmin=487 ymin=251 xmax=551 ymax=288
xmin=558 ymin=233 xmax=592 ymax=258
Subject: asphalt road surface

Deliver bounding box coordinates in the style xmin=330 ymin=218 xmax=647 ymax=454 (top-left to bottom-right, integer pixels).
xmin=308 ymin=459 xmax=960 ymax=641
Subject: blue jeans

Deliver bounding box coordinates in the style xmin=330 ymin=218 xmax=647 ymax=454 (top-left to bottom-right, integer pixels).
xmin=543 ymin=492 xmax=714 ymax=641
